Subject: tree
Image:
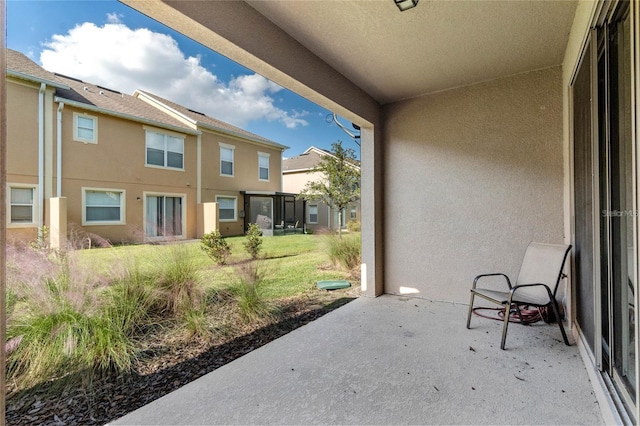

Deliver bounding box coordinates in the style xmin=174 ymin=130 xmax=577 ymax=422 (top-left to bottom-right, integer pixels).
xmin=298 ymin=141 xmax=360 ymax=237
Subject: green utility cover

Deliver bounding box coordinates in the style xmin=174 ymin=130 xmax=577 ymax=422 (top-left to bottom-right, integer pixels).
xmin=317 ymin=280 xmax=351 ymax=290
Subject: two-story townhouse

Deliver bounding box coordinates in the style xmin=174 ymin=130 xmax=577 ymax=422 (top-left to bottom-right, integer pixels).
xmin=7 ymin=49 xmax=288 ymax=244
xmin=134 ymin=91 xmax=289 ymax=236
xmin=53 ymin=74 xmax=200 ymax=243
xmin=283 ymin=146 xmax=360 ymax=232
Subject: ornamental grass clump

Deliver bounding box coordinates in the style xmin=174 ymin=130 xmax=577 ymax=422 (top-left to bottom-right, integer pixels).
xmin=231 ymin=260 xmax=275 ymax=324
xmin=5 ymin=244 xmax=140 ymax=390
xmin=200 ymin=230 xmax=231 ymax=265
xmin=155 ymin=245 xmax=204 ymax=317
xmin=325 ymin=234 xmax=361 ymax=270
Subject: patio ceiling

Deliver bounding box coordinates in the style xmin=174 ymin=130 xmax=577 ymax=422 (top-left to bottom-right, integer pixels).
xmin=245 ymin=0 xmax=578 ymax=104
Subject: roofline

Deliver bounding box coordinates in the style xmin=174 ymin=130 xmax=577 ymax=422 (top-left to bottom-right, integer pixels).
xmin=285 ymin=146 xmax=361 ymax=171
xmin=135 ymin=90 xmax=289 ymax=152
xmin=198 ymin=122 xmax=289 ymax=151
xmin=7 ymin=69 xmax=70 ymax=89
xmin=134 ymin=90 xmax=198 ymax=126
xmin=54 ymin=96 xmax=200 ymax=136
xmin=282 ymin=168 xmax=314 ymax=174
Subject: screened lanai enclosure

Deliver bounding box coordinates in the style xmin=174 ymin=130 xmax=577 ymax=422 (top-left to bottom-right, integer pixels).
xmin=242 ymin=192 xmax=306 ymax=236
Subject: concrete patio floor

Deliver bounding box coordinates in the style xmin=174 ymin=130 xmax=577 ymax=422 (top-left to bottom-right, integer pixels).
xmin=113 ymin=295 xmax=604 ymax=425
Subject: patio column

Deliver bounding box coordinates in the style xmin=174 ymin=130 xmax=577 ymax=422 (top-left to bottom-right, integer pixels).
xmin=360 ymin=126 xmax=384 ymax=297
xmin=197 ymin=202 xmax=219 ymax=237
xmin=49 ymin=197 xmax=67 ymax=250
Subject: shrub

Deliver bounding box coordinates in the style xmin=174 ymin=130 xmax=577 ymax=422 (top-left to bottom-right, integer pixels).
xmin=200 ymin=230 xmax=231 ymax=265
xmin=346 ymin=220 xmax=361 ymax=232
xmin=325 ymin=234 xmax=361 ymax=270
xmin=243 ymin=223 xmax=263 ymax=259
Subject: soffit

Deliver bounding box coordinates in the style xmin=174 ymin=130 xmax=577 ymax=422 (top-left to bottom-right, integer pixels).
xmin=246 ymin=0 xmax=578 ymax=104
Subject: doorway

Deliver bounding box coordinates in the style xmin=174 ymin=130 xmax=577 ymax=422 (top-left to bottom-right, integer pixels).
xmin=573 ymin=1 xmax=636 ymax=417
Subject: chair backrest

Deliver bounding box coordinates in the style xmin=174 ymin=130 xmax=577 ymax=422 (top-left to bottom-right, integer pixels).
xmin=515 ymin=242 xmax=571 ymax=304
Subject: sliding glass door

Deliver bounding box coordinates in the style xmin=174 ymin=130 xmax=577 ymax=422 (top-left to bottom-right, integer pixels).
xmin=146 ymin=195 xmax=184 ymax=238
xmin=573 ymin=1 xmax=636 ymax=418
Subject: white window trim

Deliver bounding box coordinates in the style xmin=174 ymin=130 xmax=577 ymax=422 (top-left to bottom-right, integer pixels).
xmin=219 ymin=142 xmax=235 ymax=178
xmin=73 ymin=112 xmax=98 ymax=144
xmin=308 ymin=203 xmax=319 ymax=224
xmin=216 ymin=195 xmax=238 ymax=222
xmin=81 ymin=187 xmax=126 ymax=226
xmin=145 ymin=129 xmax=185 ymax=171
xmin=258 ymin=151 xmax=270 ymax=182
xmin=143 ymin=191 xmax=187 ymax=240
xmin=7 ymin=183 xmax=38 ymax=228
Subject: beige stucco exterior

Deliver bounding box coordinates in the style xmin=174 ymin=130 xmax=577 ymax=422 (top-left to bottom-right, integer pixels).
xmin=383 ymin=67 xmax=564 ymax=302
xmin=6 ymin=54 xmax=286 ymax=244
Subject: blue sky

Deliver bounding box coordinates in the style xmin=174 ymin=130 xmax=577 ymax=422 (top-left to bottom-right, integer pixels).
xmin=7 ymin=0 xmax=361 ymax=158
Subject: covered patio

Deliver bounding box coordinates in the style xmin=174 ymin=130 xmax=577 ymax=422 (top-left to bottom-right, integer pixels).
xmin=118 ymin=0 xmax=640 ymax=421
xmin=113 ymin=295 xmax=603 ymax=425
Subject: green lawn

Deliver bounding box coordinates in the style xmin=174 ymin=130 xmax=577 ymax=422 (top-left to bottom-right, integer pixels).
xmin=76 ymin=234 xmax=352 ymax=299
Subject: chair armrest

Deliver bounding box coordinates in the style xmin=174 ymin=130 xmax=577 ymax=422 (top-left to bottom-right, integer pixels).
xmin=472 ymin=273 xmax=512 ymax=290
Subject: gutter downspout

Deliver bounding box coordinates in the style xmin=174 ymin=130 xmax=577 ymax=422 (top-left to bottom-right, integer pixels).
xmin=56 ymin=103 xmax=64 ymax=197
xmin=38 ymin=83 xmax=45 ymax=231
xmin=197 ymin=133 xmax=201 ymax=204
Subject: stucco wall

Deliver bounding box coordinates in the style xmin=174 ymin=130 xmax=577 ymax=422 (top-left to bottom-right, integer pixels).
xmin=7 ymin=80 xmax=41 ymax=179
xmin=383 ymin=67 xmax=565 ymax=302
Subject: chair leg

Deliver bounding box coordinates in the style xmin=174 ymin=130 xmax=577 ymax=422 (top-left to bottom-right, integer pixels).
xmin=500 ymin=303 xmax=511 ymax=350
xmin=550 ymin=299 xmax=570 ymax=346
xmin=466 ymin=291 xmax=476 ymax=329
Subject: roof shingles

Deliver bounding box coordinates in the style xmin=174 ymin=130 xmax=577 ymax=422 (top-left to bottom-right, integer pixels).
xmin=136 ymin=90 xmax=286 ymax=149
xmin=53 ymin=75 xmax=193 ymax=132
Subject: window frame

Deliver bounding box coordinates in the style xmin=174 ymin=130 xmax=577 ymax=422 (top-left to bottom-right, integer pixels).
xmin=73 ymin=112 xmax=98 ymax=144
xmin=145 ymin=129 xmax=185 ymax=171
xmin=350 ymin=206 xmax=358 ymax=220
xmin=220 ymin=143 xmax=235 ymax=177
xmin=308 ymin=204 xmax=319 ymax=224
xmin=216 ymin=195 xmax=238 ymax=222
xmin=258 ymin=152 xmax=270 ymax=182
xmin=81 ymin=187 xmax=126 ymax=226
xmin=7 ymin=183 xmax=38 ymax=228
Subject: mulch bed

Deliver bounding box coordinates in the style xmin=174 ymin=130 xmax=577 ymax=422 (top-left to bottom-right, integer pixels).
xmin=5 ymin=290 xmax=357 ymax=426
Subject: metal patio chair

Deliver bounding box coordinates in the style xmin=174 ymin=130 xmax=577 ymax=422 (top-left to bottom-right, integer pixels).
xmin=466 ymin=242 xmax=572 ymax=350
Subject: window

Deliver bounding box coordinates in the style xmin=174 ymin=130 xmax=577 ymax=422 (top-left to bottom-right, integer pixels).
xmin=146 ymin=130 xmax=184 ymax=169
xmin=350 ymin=206 xmax=358 ymax=220
xmin=220 ymin=143 xmax=234 ymax=176
xmin=258 ymin=152 xmax=270 ymax=181
xmin=216 ymin=196 xmax=237 ymax=221
xmin=308 ymin=204 xmax=318 ymax=224
xmin=73 ymin=113 xmax=97 ymax=144
xmin=145 ymin=194 xmax=185 ymax=238
xmin=9 ymin=185 xmax=36 ymax=225
xmin=83 ymin=188 xmax=125 ymax=225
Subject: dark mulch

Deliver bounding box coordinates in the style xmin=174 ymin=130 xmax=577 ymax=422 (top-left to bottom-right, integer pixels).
xmin=5 ymin=291 xmax=357 ymax=426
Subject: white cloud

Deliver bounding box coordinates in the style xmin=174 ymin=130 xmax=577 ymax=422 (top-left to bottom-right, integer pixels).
xmin=39 ymin=19 xmax=309 ymax=129
xmin=106 ymin=13 xmax=122 ymax=24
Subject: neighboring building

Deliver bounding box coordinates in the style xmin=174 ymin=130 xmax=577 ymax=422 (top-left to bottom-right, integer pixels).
xmin=6 ymin=49 xmax=288 ymax=244
xmin=283 ymin=146 xmax=360 ymax=232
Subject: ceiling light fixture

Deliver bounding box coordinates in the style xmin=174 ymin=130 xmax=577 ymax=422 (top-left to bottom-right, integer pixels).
xmin=395 ymin=0 xmax=419 ymax=12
